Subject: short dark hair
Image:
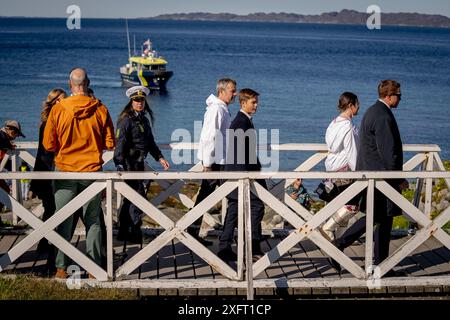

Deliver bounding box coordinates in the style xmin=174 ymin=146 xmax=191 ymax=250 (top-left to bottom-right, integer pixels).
xmin=238 ymin=88 xmax=259 ymax=105
xmin=378 ymin=80 xmax=400 ymax=98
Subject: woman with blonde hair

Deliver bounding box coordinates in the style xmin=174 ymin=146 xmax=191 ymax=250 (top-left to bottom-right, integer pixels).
xmin=30 ymin=88 xmax=66 ymax=275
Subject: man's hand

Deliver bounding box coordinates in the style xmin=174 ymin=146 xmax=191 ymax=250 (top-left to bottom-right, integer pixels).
xmin=159 ymin=158 xmax=170 ymax=170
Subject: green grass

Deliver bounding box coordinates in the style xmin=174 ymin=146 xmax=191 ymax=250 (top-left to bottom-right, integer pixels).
xmin=0 ymin=275 xmax=138 ymax=300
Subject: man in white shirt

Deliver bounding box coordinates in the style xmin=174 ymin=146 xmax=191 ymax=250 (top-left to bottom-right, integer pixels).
xmin=188 ymin=78 xmax=237 ymax=245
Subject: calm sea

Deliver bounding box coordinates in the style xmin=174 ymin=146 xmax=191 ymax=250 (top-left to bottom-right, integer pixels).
xmin=0 ymin=18 xmax=449 ymax=171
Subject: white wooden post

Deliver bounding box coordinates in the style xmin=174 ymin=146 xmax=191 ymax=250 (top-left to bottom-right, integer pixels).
xmin=106 ymin=179 xmax=114 ymax=279
xmin=365 ymin=179 xmax=374 ymax=277
xmin=237 ymin=180 xmax=244 ymax=280
xmin=243 ymin=179 xmax=254 ymax=300
xmin=424 ymin=152 xmax=434 ymax=219
xmin=11 ymin=153 xmax=19 ymax=225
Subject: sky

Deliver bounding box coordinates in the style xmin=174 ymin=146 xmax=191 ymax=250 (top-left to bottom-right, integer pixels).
xmin=1 ymin=0 xmax=450 ymax=18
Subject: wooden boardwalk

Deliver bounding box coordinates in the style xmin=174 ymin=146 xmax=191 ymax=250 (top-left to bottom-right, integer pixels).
xmin=1 ymin=230 xmax=450 ymax=297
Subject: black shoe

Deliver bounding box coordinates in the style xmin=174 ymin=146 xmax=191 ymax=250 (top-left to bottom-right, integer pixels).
xmin=252 ymin=251 xmax=264 ymax=262
xmin=383 ymin=269 xmax=406 ymax=278
xmin=218 ymin=248 xmax=237 ymax=262
xmin=37 ymin=239 xmax=50 ymax=253
xmin=197 ymin=237 xmax=213 ymax=246
xmin=116 ymin=229 xmax=129 ymax=242
xmin=327 ymin=257 xmax=342 ymax=274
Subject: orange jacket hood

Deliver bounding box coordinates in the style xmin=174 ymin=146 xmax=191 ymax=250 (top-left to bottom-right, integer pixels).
xmin=61 ymin=95 xmax=101 ymax=119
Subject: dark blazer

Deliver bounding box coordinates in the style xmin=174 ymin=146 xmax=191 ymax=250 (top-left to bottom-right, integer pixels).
xmin=225 ymin=111 xmax=266 ymax=199
xmin=356 ymin=100 xmax=405 ymax=217
xmin=30 ymin=121 xmax=55 ymax=198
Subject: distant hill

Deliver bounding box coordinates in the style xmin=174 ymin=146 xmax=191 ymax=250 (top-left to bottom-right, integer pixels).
xmin=148 ymin=9 xmax=450 ymax=28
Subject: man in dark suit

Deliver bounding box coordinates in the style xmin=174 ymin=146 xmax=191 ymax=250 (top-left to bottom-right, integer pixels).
xmin=218 ymin=88 xmax=266 ymax=262
xmin=329 ymin=80 xmax=409 ymax=274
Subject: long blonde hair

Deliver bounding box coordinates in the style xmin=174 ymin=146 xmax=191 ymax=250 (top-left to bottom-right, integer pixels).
xmin=41 ymin=88 xmax=67 ymax=122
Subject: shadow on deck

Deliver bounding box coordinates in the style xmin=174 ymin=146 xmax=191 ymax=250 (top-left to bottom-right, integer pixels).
xmin=1 ymin=231 xmax=450 ymax=297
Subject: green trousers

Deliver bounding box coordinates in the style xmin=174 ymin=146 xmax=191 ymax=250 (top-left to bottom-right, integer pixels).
xmin=54 ymin=179 xmax=102 ymax=269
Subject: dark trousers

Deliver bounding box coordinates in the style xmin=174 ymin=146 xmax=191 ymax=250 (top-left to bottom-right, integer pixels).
xmin=334 ymin=214 xmax=393 ymax=265
xmin=38 ymin=191 xmax=56 ymax=271
xmin=119 ymin=160 xmax=146 ymax=232
xmin=0 ymin=179 xmax=10 ymax=213
xmin=219 ymin=197 xmax=264 ymax=251
xmin=119 ymin=179 xmax=145 ymax=231
xmin=188 ymin=163 xmax=224 ymax=237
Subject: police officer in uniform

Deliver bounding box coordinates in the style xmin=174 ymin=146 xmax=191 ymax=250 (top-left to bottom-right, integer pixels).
xmin=114 ymin=86 xmax=170 ymax=243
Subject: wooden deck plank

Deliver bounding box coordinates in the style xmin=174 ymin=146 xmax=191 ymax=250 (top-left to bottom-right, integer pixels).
xmin=157 ymin=240 xmax=177 ymax=279
xmin=12 ymin=237 xmax=39 ymax=273
xmin=267 ymin=237 xmax=302 ymax=279
xmin=260 ymin=238 xmax=284 ymax=279
xmin=3 ymin=235 xmax=25 ymax=272
xmin=0 ymin=235 xmax=4 ymax=251
xmin=421 ymin=237 xmax=450 ymax=268
xmin=387 ymin=237 xmax=417 ymax=276
xmin=172 ymin=239 xmax=195 ymax=280
xmin=426 ymin=237 xmax=450 ymax=262
xmin=290 ymin=241 xmax=322 ymax=278
xmin=138 ymin=237 xmax=160 ymax=280
xmin=0 ymin=234 xmax=20 ymax=256
xmin=118 ymin=241 xmax=145 ymax=280
xmin=191 ymin=245 xmax=215 ymax=280
xmin=389 ymin=236 xmax=426 ymax=276
xmin=300 ymin=239 xmax=335 ymax=279
xmin=205 ymin=235 xmax=223 ymax=279
xmin=286 ymin=243 xmax=307 ymax=279
xmin=409 ymin=238 xmax=450 ymax=276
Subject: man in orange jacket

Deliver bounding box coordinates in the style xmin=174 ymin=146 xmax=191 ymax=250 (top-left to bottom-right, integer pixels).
xmin=43 ymin=67 xmax=115 ymax=279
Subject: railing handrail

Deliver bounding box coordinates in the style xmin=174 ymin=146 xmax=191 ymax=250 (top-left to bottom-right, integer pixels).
xmin=12 ymin=141 xmax=443 ymax=152
xmin=1 ymin=170 xmax=449 ymax=180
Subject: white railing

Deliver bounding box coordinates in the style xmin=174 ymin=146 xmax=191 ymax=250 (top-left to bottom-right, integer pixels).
xmin=0 ymin=143 xmax=449 ymax=300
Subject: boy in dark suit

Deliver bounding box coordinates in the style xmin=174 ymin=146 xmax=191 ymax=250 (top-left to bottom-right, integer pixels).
xmin=218 ymin=88 xmax=266 ymax=262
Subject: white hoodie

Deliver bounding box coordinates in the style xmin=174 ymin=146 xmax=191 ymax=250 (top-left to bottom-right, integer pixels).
xmin=197 ymin=94 xmax=231 ymax=166
xmin=325 ymin=116 xmax=359 ymax=172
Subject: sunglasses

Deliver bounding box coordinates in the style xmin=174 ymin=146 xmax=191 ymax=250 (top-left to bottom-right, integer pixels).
xmin=391 ymin=93 xmax=402 ymax=99
xmin=132 ymin=97 xmax=145 ymax=102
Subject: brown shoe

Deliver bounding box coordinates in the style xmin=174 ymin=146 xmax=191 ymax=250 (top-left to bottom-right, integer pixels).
xmin=55 ymin=268 xmax=68 ymax=279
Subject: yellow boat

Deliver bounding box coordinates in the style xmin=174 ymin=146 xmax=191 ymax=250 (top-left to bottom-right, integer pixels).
xmin=120 ymin=38 xmax=173 ymax=90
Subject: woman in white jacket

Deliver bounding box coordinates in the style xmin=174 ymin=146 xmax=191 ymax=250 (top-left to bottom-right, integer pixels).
xmin=321 ymin=92 xmax=360 ymax=240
